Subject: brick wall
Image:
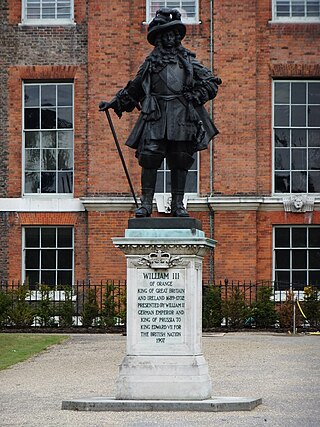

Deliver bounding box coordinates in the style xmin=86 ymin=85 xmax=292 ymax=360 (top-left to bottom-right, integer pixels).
xmin=1 ymin=0 xmax=319 ymax=284
xmin=0 ymin=1 xmax=89 ymax=281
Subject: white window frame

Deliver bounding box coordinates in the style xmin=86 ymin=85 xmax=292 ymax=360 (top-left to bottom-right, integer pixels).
xmin=21 ymin=0 xmax=75 ymax=26
xmin=272 ymin=79 xmax=320 ymax=195
xmin=22 ymin=226 xmax=74 ymax=290
xmin=146 ymin=0 xmax=199 ymax=24
xmin=22 ymin=81 xmax=74 ymax=196
xmin=273 ymin=226 xmax=320 ymax=300
xmin=272 ymin=0 xmax=320 ymax=22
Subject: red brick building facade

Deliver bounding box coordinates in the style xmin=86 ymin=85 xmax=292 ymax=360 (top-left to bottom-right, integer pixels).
xmin=1 ymin=1 xmax=319 ymax=290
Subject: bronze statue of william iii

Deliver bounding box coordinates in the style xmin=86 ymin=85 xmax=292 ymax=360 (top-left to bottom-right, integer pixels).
xmin=99 ymin=8 xmax=221 ymax=218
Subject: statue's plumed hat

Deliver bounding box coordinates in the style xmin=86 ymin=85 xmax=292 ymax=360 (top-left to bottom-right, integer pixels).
xmin=147 ymin=8 xmax=186 ymax=46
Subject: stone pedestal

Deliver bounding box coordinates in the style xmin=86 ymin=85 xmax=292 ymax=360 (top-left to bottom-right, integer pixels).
xmin=61 ymin=218 xmax=262 ymax=412
xmin=112 ymin=218 xmax=215 ymax=400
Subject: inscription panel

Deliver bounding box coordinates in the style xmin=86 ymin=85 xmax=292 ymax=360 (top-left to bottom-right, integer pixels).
xmin=136 ymin=268 xmax=185 ymax=345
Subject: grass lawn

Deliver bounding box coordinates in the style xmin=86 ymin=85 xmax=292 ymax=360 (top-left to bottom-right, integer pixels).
xmin=0 ymin=334 xmax=68 ymax=371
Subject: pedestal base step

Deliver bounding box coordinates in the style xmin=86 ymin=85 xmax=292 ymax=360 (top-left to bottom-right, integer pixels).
xmin=62 ymin=396 xmax=262 ymax=412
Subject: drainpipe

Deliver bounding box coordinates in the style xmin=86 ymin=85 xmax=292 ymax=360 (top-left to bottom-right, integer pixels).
xmin=208 ymin=0 xmax=215 ymax=283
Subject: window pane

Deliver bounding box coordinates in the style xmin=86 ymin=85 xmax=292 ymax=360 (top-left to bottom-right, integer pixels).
xmin=308 ymin=172 xmax=320 ymax=192
xmin=309 ymin=249 xmax=320 ymax=269
xmin=275 ymin=82 xmax=290 ymax=103
xmin=25 ymin=85 xmax=39 ymax=107
xmin=42 ymin=131 xmax=56 ymax=148
xmin=275 ymin=172 xmax=290 ymax=192
xmin=291 ymin=105 xmax=306 ymax=126
xmin=25 ymin=172 xmax=40 ymax=193
xmin=26 ymin=249 xmax=40 ymax=269
xmin=58 ymin=172 xmax=73 ymax=193
xmin=25 ymin=149 xmax=40 ymax=171
xmin=291 ymin=148 xmax=306 ymax=170
xmin=275 ymin=271 xmax=290 ymax=289
xmin=58 ymin=149 xmax=73 ymax=170
xmin=41 ymin=85 xmax=56 ymax=107
xmin=58 ymin=249 xmax=72 ymax=269
xmin=58 ymin=85 xmax=72 ymax=106
xmin=292 ymin=249 xmax=307 ymax=268
xmin=292 ymin=129 xmax=306 ymax=147
xmin=42 ymin=4 xmax=55 ymax=19
xmin=25 ymin=131 xmax=40 ymax=148
xmin=309 ymin=228 xmax=320 ymax=247
xmin=275 ymin=228 xmax=290 ymax=247
xmin=275 ymin=128 xmax=290 ymax=147
xmin=292 ymin=227 xmax=306 ymax=247
xmin=58 ymin=130 xmax=73 ymax=148
xmin=309 ymin=129 xmax=320 ymax=147
xmin=25 ymin=270 xmax=39 ymax=289
xmin=292 ymin=171 xmax=307 ymax=192
xmin=275 ymin=149 xmax=290 ymax=170
xmin=58 ymin=228 xmax=72 ymax=247
xmin=41 ymin=228 xmax=56 ymax=247
xmin=25 ymin=228 xmax=40 ymax=247
xmin=292 ymin=271 xmax=307 ymax=289
xmin=41 ymin=271 xmax=56 ymax=287
xmin=41 ymin=249 xmax=56 ymax=269
xmin=309 ymin=271 xmax=320 ymax=286
xmin=57 ymin=107 xmax=73 ymax=128
xmin=308 ymin=82 xmax=320 ymax=104
xmin=41 ymin=108 xmax=56 ymax=129
xmin=57 ymin=270 xmax=72 ymax=286
xmin=275 ymin=249 xmax=290 ymax=268
xmin=309 ymin=148 xmax=320 ymax=170
xmin=274 ymin=105 xmax=289 ymax=126
xmin=41 ymin=172 xmax=56 ymax=192
xmin=25 ymin=108 xmax=40 ymax=129
xmin=307 ymin=1 xmax=320 ymax=17
xmin=42 ymin=149 xmax=57 ymax=170
xmin=185 ymin=171 xmax=197 ymax=192
xmin=291 ymin=82 xmax=306 ymax=104
xmin=276 ymin=2 xmax=290 ymax=17
xmin=292 ymin=1 xmax=305 ymax=16
xmin=308 ymin=106 xmax=320 ymax=127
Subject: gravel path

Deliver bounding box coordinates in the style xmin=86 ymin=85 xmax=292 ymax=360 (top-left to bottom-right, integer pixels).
xmin=0 ymin=332 xmax=319 ymax=427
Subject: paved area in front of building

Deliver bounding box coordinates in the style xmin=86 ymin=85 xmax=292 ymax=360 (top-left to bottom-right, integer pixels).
xmin=0 ymin=332 xmax=319 ymax=426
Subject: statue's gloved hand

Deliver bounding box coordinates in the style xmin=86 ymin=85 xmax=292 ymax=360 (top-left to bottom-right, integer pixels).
xmin=98 ymin=98 xmax=122 ymax=118
xmin=98 ymin=100 xmax=111 ymax=111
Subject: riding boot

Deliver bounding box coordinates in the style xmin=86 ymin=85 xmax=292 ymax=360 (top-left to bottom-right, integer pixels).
xmin=171 ymin=169 xmax=189 ymax=217
xmin=135 ymin=168 xmax=157 ymax=218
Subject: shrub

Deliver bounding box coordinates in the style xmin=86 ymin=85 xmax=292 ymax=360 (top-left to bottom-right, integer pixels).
xmin=222 ymin=287 xmax=249 ymax=328
xmin=34 ymin=285 xmax=57 ymax=327
xmin=303 ymin=286 xmax=320 ymax=328
xmin=7 ymin=285 xmax=35 ymax=328
xmin=0 ymin=288 xmax=12 ymax=326
xmin=251 ymin=286 xmax=278 ymax=328
xmin=279 ymin=291 xmax=302 ymax=330
xmin=58 ymin=287 xmax=74 ymax=327
xmin=118 ymin=286 xmax=127 ymax=326
xmin=100 ymin=283 xmax=116 ymax=327
xmin=81 ymin=288 xmax=100 ymax=327
xmin=202 ymin=285 xmax=222 ymax=329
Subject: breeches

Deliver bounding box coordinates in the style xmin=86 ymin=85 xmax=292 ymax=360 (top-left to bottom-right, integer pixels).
xmin=138 ymin=139 xmax=195 ymax=171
